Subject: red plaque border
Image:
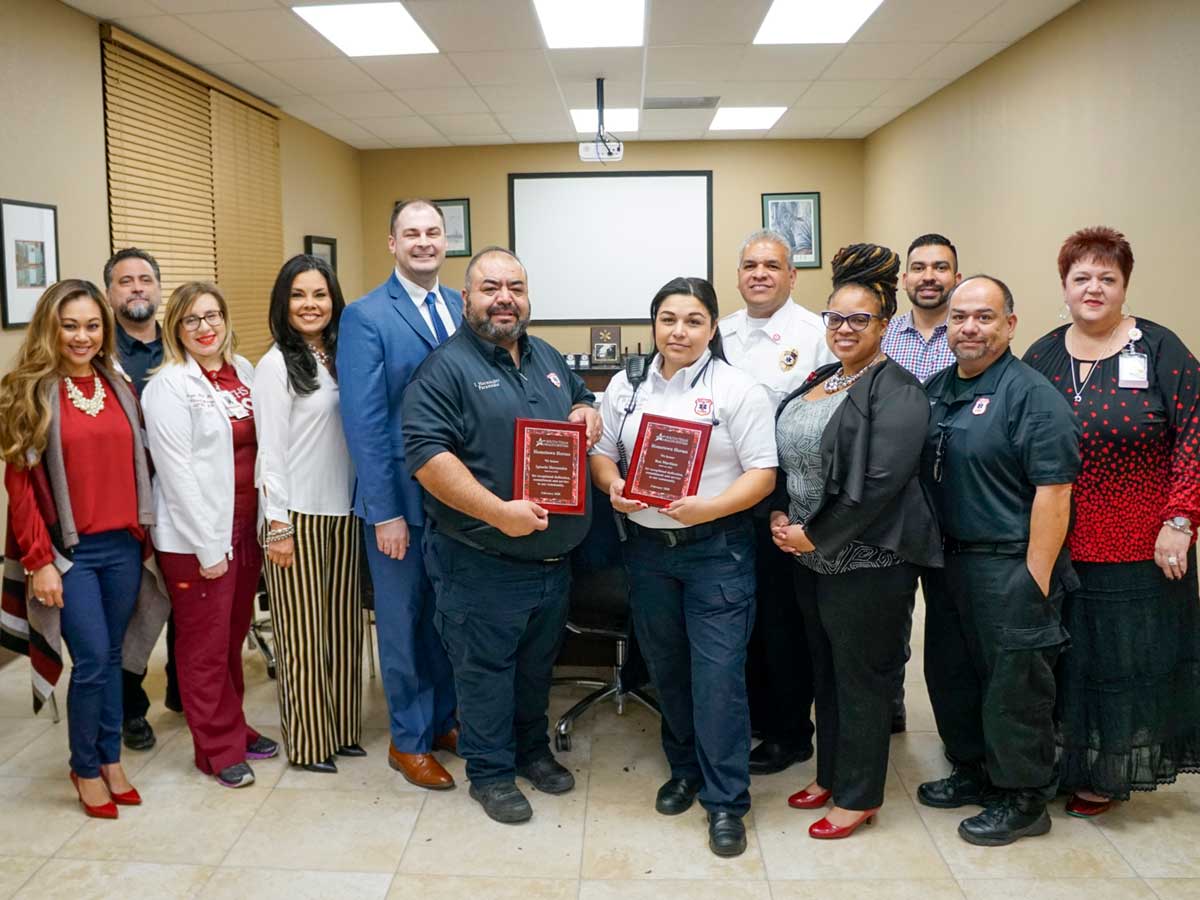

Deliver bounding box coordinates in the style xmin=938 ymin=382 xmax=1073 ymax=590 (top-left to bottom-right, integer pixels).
xmin=512 ymin=418 xmax=588 ymax=516
xmin=621 ymin=413 xmax=712 ymax=509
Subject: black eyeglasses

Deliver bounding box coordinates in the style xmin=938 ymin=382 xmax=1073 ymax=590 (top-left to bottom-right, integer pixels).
xmin=181 ymin=310 xmax=224 ymax=332
xmin=821 ymin=311 xmax=885 ymax=332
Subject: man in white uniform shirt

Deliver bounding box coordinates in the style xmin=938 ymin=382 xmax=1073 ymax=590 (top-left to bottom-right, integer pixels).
xmin=719 ymin=230 xmax=835 ymax=775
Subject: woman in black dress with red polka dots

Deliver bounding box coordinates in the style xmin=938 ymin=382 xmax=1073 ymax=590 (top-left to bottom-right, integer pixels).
xmin=1024 ymin=226 xmax=1200 ymax=815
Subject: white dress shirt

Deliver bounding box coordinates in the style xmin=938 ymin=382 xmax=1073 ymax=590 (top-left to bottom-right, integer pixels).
xmin=252 ymin=345 xmax=355 ymax=523
xmin=395 ymin=268 xmax=457 ymax=340
xmin=592 ymin=350 xmax=778 ymax=529
xmin=720 ymin=300 xmax=835 ymax=406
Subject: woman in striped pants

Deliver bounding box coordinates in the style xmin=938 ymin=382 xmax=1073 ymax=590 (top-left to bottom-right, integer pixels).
xmin=253 ymin=254 xmax=363 ymax=773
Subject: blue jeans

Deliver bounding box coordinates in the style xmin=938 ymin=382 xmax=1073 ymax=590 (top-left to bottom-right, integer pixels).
xmin=624 ymin=517 xmax=757 ymax=815
xmin=59 ymin=530 xmax=142 ymax=777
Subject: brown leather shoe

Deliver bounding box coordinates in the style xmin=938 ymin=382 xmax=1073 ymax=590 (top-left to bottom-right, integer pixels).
xmin=388 ymin=744 xmax=455 ymax=790
xmin=433 ymin=727 xmax=459 ymax=756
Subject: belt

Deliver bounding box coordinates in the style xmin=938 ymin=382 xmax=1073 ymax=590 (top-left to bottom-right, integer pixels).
xmin=439 ymin=531 xmax=565 ymax=564
xmin=944 ymin=538 xmax=1029 ymax=555
xmin=627 ymin=513 xmax=747 ymax=548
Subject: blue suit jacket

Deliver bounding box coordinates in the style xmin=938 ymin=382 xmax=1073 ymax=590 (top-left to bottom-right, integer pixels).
xmin=338 ymin=273 xmax=464 ymax=527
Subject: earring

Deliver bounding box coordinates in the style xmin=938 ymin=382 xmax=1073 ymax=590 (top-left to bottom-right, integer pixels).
xmin=1058 ymin=303 xmax=1070 ymax=321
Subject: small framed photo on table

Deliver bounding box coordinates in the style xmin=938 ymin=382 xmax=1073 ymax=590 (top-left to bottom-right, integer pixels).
xmin=434 ymin=198 xmax=472 ymax=258
xmin=304 ymin=235 xmax=338 ymax=272
xmin=1 ymin=199 xmax=59 ymax=329
xmin=761 ymin=192 xmax=821 ymax=269
xmin=590 ymin=325 xmax=621 ymax=364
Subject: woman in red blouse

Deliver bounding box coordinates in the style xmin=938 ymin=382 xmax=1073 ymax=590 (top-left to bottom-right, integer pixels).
xmin=1024 ymin=227 xmax=1200 ymax=814
xmin=0 ymin=279 xmax=153 ymax=818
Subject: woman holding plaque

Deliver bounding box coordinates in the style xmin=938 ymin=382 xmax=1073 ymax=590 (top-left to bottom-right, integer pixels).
xmin=769 ymin=244 xmax=941 ymax=839
xmin=590 ymin=276 xmax=778 ymax=859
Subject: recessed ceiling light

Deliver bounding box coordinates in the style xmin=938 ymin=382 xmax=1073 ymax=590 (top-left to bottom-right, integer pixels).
xmin=533 ymin=0 xmax=644 ymax=48
xmin=709 ymin=107 xmax=786 ymax=130
xmin=571 ymin=108 xmax=639 ymax=133
xmin=753 ymin=0 xmax=884 ymax=44
xmin=293 ymin=2 xmax=438 ymax=57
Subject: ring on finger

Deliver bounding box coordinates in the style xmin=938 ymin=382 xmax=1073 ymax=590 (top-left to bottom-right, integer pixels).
xmin=1168 ymin=555 xmax=1180 ymax=566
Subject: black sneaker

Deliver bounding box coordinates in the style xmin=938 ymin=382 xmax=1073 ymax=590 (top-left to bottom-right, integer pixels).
xmin=958 ymin=791 xmax=1052 ymax=846
xmin=246 ymin=736 xmax=279 ymax=760
xmin=469 ymin=780 xmax=533 ymax=824
xmin=122 ymin=716 xmax=156 ymax=752
xmin=655 ymin=777 xmax=703 ymax=815
xmin=917 ymin=763 xmax=998 ymax=809
xmin=216 ymin=762 xmax=256 ymax=788
xmin=516 ymin=755 xmax=575 ymax=794
xmin=708 ymin=811 xmax=747 ymax=857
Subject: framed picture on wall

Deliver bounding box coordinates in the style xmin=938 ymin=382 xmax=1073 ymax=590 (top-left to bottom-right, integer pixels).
xmin=761 ymin=192 xmax=821 ymax=269
xmin=434 ymin=198 xmax=471 ymax=257
xmin=590 ymin=325 xmax=621 ymax=364
xmin=1 ymin=199 xmax=59 ymax=329
xmin=304 ymin=235 xmax=338 ymax=272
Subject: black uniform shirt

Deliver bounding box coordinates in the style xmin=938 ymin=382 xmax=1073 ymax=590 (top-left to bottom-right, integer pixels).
xmin=922 ymin=350 xmax=1081 ymax=542
xmin=402 ymin=326 xmax=594 ymax=560
xmin=115 ymin=323 xmax=163 ymax=395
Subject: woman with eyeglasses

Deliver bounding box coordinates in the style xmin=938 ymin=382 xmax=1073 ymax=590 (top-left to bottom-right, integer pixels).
xmin=769 ymin=244 xmax=941 ymax=839
xmin=590 ymin=276 xmax=777 ymax=859
xmin=142 ymin=282 xmax=278 ymax=789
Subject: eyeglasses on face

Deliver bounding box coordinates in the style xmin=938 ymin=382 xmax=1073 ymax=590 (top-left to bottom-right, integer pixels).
xmin=820 ymin=311 xmax=884 ymax=332
xmin=181 ymin=310 xmax=224 ymax=332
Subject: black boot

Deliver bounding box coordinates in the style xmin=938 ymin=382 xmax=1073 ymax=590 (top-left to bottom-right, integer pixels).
xmin=958 ymin=790 xmax=1052 ymax=846
xmin=707 ymin=811 xmax=747 ymax=857
xmin=917 ymin=762 xmax=997 ymax=809
xmin=655 ymin=776 xmax=702 ymax=815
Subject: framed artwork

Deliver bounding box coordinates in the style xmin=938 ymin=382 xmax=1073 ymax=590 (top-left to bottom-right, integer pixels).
xmin=1 ymin=199 xmax=59 ymax=329
xmin=434 ymin=198 xmax=471 ymax=257
xmin=304 ymin=235 xmax=338 ymax=272
xmin=761 ymin=192 xmax=821 ymax=269
xmin=590 ymin=325 xmax=621 ymax=364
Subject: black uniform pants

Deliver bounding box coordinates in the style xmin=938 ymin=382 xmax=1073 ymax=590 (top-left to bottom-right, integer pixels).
xmin=121 ymin=612 xmax=180 ymax=722
xmin=795 ymin=561 xmax=918 ymax=810
xmin=924 ymin=549 xmax=1071 ymax=801
xmin=747 ymin=518 xmax=815 ymax=750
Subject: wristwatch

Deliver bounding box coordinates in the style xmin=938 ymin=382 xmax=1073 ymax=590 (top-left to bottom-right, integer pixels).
xmin=1163 ymin=516 xmax=1194 ymax=535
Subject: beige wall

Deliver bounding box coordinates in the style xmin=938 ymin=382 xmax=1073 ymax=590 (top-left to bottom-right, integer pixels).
xmin=864 ymin=0 xmax=1200 ymax=352
xmin=360 ymin=140 xmax=864 ymax=353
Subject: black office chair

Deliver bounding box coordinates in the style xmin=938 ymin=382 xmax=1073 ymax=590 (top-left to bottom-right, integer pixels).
xmin=553 ymin=488 xmax=659 ymax=751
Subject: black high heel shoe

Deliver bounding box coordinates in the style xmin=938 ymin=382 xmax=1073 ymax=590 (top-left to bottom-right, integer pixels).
xmin=336 ymin=744 xmax=367 ymax=758
xmin=299 ymin=756 xmax=338 ymax=774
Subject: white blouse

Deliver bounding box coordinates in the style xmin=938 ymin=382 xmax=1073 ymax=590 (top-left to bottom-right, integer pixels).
xmin=252 ymin=345 xmax=354 ymax=522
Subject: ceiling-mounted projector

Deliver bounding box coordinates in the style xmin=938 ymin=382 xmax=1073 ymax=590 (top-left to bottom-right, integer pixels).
xmin=579 ymin=76 xmax=624 ymax=163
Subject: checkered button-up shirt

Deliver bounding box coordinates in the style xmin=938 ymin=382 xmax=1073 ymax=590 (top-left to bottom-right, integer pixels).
xmin=881 ymin=311 xmax=955 ymax=383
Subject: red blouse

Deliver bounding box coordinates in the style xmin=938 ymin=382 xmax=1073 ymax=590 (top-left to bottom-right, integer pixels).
xmin=202 ymin=363 xmax=257 ymax=521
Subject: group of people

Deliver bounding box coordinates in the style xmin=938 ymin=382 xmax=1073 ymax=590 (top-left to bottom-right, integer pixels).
xmin=1 ymin=203 xmax=1196 ymax=860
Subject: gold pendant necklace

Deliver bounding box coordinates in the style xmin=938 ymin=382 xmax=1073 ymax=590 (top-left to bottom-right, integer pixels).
xmin=64 ymin=374 xmax=106 ymax=417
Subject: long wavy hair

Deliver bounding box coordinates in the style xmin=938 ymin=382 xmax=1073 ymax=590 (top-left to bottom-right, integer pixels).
xmin=159 ymin=281 xmax=237 ymax=368
xmin=268 ymin=254 xmax=345 ymax=395
xmin=0 ymin=279 xmax=116 ymax=466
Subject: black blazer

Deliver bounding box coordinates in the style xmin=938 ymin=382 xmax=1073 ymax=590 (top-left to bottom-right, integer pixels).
xmin=773 ymin=357 xmax=943 ymax=569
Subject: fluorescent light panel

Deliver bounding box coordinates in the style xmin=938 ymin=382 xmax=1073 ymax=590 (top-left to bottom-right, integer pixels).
xmin=709 ymin=107 xmax=786 ymax=131
xmin=533 ymin=0 xmax=644 ymax=48
xmin=571 ymin=108 xmax=639 ymax=133
xmin=293 ymin=2 xmax=437 ymax=57
xmin=753 ymin=0 xmax=884 ymax=44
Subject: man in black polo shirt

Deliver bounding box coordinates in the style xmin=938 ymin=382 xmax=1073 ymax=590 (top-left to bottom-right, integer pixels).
xmin=917 ymin=275 xmax=1081 ymax=846
xmin=402 ymin=246 xmax=601 ymax=824
xmin=102 ymin=248 xmax=179 ymax=752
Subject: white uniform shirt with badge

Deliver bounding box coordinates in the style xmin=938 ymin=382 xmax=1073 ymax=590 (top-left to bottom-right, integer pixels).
xmin=592 ymin=349 xmax=778 ymax=530
xmin=719 ymin=300 xmax=835 ymax=406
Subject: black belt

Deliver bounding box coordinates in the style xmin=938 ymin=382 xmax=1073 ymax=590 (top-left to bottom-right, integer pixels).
xmin=944 ymin=538 xmax=1029 ymax=555
xmin=627 ymin=513 xmax=747 ymax=548
xmin=440 ymin=531 xmax=565 ymax=564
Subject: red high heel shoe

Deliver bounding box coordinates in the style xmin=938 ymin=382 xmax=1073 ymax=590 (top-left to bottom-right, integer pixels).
xmin=70 ymin=771 xmax=118 ymax=819
xmin=788 ymin=786 xmax=832 ymax=809
xmin=100 ymin=770 xmax=142 ymax=806
xmin=1065 ymin=794 xmax=1111 ymax=817
xmin=809 ymin=807 xmax=879 ymax=839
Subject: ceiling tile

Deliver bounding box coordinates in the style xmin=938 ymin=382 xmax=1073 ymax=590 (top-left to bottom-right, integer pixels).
xmin=547 ymin=48 xmax=644 ymax=82
xmin=114 ymin=15 xmax=243 ymax=64
xmin=311 ymin=92 xmax=414 ymax=118
xmin=385 ymin=135 xmax=453 ymax=148
xmin=450 ymin=135 xmax=515 ymax=146
xmin=394 ymin=87 xmax=489 ymax=115
xmin=715 ymin=82 xmax=813 ymax=105
xmin=560 ymin=80 xmax=641 ymax=108
xmin=796 ymin=80 xmax=890 ymax=107
xmin=646 ymin=45 xmax=745 ymax=82
xmin=152 ymin=0 xmax=280 ymax=11
xmin=352 ymin=137 xmax=394 ymax=150
xmin=404 ymin=0 xmax=545 ymax=52
xmin=495 ymin=112 xmax=572 ymax=133
xmin=703 ymin=129 xmax=770 ymax=139
xmin=476 ymin=83 xmax=563 ymax=115
xmin=360 ymin=116 xmax=447 ymax=142
xmin=277 ymin=96 xmax=343 ymax=122
xmin=648 ymin=0 xmax=773 ymax=45
xmin=504 ymin=132 xmax=574 ymax=144
xmin=852 ymin=0 xmax=1002 ymax=43
xmin=769 ymin=106 xmax=857 ymax=136
xmin=355 ymin=55 xmax=469 ymax=90
xmin=425 ymin=113 xmax=505 ymax=137
xmin=642 ymin=108 xmax=714 ymax=130
xmin=956 ymin=0 xmax=1079 ymax=42
xmin=204 ymin=62 xmax=302 ymax=101
xmin=310 ymin=119 xmax=384 ymax=147
xmin=640 ymin=129 xmax=705 ymax=141
xmin=828 ymin=105 xmax=906 ymax=137
xmin=448 ymin=50 xmax=556 ymax=87
xmin=644 ymin=80 xmax=726 ymax=98
xmin=178 ymin=9 xmax=341 ymax=61
xmin=731 ymin=45 xmax=843 ymax=81
xmin=61 ymin=0 xmax=161 ymax=18
xmin=258 ymin=59 xmax=382 ymax=95
xmin=909 ymin=42 xmax=1006 ymax=80
xmin=870 ymin=78 xmax=949 ymax=107
xmin=820 ymin=42 xmax=943 ymax=79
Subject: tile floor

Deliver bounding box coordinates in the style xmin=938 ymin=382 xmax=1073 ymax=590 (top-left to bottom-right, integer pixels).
xmin=1 ymin=601 xmax=1198 ymax=899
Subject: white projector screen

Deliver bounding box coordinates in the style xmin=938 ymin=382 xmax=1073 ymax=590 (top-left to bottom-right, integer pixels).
xmin=508 ymin=171 xmax=712 ymax=322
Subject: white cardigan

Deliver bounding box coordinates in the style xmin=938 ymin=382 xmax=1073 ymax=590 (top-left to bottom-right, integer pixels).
xmin=142 ymin=354 xmax=257 ymax=568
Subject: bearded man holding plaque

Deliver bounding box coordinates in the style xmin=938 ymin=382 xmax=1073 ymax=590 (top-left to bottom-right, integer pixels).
xmin=590 ymin=276 xmax=778 ymax=858
xmin=401 ymin=246 xmax=601 ymax=825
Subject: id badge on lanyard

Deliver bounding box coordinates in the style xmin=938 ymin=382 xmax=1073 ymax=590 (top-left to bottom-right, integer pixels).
xmin=1118 ymin=347 xmax=1149 ymax=389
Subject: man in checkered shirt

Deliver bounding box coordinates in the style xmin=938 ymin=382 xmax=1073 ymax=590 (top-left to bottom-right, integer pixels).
xmin=882 ymin=234 xmax=962 ymax=383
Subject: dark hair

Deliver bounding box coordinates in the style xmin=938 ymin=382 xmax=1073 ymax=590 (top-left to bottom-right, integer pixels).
xmin=1057 ymin=225 xmax=1134 ymax=286
xmin=389 ymin=198 xmax=446 ymax=236
xmin=268 ymin=254 xmax=346 ymax=396
xmin=829 ymin=243 xmax=900 ymax=318
xmin=103 ymin=247 xmax=161 ymax=289
xmin=948 ymin=273 xmax=1015 ymax=315
xmin=907 ymin=233 xmax=957 ymax=270
xmin=647 ymin=276 xmax=727 ymax=365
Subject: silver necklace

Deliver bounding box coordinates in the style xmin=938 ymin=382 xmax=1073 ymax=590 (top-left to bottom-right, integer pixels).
xmin=307 ymin=343 xmax=329 ymax=367
xmin=64 ymin=374 xmax=106 ymax=417
xmin=1068 ymin=320 xmax=1123 ymax=403
xmin=824 ymin=353 xmax=883 ymax=394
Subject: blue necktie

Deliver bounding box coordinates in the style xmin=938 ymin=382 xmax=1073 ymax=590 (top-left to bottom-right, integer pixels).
xmin=424 ymin=291 xmax=449 ymax=345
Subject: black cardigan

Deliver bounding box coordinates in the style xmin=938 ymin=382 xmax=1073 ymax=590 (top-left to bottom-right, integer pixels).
xmin=772 ymin=357 xmax=943 ymax=569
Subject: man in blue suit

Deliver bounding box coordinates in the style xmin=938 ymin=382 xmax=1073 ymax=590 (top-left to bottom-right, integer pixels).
xmin=338 ymin=199 xmax=461 ymax=789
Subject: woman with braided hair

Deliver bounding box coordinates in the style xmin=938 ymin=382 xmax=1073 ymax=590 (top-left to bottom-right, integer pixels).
xmin=769 ymin=243 xmax=942 ymax=838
